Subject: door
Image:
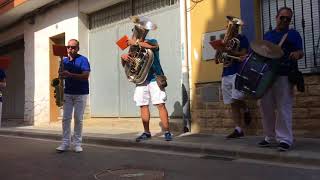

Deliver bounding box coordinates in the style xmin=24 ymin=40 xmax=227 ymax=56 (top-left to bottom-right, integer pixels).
xmin=49 ymin=34 xmax=65 ymax=122
xmin=0 ymin=38 xmax=25 ymax=122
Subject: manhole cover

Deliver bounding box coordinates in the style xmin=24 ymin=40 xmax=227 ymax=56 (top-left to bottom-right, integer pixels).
xmin=94 ymin=168 xmax=165 ymax=180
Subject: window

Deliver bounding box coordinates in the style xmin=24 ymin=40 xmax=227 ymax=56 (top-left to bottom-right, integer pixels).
xmin=89 ymin=0 xmax=178 ymax=29
xmin=261 ymin=0 xmax=320 ymax=73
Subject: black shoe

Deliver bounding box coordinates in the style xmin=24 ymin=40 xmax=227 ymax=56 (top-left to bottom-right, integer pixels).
xmin=258 ymin=140 xmax=271 ymax=147
xmin=226 ymin=130 xmax=244 ymax=139
xmin=278 ymin=142 xmax=290 ymax=151
xmin=136 ymin=132 xmax=151 ymax=142
xmin=244 ymin=109 xmax=252 ymax=126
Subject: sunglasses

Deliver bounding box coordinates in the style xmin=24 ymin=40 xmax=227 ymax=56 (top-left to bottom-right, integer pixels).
xmin=279 ymin=16 xmax=292 ymax=22
xmin=66 ymin=46 xmax=78 ymax=49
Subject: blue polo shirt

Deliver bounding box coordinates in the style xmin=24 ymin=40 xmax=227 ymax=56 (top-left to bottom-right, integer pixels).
xmin=144 ymin=39 xmax=163 ymax=82
xmin=0 ymin=69 xmax=6 ymax=102
xmin=63 ymin=55 xmax=90 ymax=95
xmin=264 ymin=28 xmax=303 ymax=76
xmin=222 ymin=34 xmax=249 ymax=77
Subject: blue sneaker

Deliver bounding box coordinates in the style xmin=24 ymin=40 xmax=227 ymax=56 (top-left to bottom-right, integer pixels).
xmin=164 ymin=132 xmax=172 ymax=141
xmin=136 ymin=132 xmax=151 ymax=142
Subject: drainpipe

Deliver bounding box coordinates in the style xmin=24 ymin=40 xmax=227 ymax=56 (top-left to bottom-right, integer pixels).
xmin=180 ymin=0 xmax=191 ymax=132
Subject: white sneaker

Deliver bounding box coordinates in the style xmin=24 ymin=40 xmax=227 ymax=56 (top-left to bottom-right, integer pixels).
xmin=74 ymin=146 xmax=83 ymax=153
xmin=56 ymin=144 xmax=70 ymax=152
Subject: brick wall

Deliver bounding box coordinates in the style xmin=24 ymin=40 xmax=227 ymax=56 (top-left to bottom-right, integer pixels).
xmin=192 ymin=74 xmax=320 ymax=138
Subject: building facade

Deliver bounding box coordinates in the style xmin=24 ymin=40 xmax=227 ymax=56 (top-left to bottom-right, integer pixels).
xmin=190 ymin=0 xmax=320 ymax=137
xmin=0 ymin=0 xmax=184 ymax=128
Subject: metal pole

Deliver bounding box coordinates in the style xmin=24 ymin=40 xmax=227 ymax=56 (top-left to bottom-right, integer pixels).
xmin=180 ymin=0 xmax=191 ymax=132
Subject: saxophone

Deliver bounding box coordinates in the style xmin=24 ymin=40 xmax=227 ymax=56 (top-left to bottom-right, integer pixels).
xmin=122 ymin=16 xmax=157 ymax=84
xmin=215 ymin=16 xmax=244 ymax=66
xmin=51 ymin=56 xmax=64 ymax=107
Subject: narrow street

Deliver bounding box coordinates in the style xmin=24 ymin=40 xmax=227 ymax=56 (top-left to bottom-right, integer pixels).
xmin=0 ymin=135 xmax=319 ymax=180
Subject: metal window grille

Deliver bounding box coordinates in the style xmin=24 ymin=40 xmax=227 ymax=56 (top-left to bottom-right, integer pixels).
xmin=261 ymin=0 xmax=320 ymax=73
xmin=89 ymin=0 xmax=178 ymax=29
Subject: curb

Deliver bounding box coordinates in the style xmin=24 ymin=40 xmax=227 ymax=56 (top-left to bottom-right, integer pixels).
xmin=0 ymin=129 xmax=319 ymax=166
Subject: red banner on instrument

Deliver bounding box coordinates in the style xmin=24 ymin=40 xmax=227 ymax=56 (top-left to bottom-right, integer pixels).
xmin=209 ymin=39 xmax=224 ymax=50
xmin=52 ymin=45 xmax=68 ymax=57
xmin=0 ymin=56 xmax=12 ymax=70
xmin=116 ymin=35 xmax=129 ymax=50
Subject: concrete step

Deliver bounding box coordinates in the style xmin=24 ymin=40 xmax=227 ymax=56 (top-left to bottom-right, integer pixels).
xmin=35 ymin=117 xmax=185 ymax=133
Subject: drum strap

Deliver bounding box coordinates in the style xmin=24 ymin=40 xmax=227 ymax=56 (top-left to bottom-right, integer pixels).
xmin=278 ymin=33 xmax=288 ymax=47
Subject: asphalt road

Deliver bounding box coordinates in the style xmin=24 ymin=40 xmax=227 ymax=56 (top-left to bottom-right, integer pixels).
xmin=0 ymin=135 xmax=319 ymax=180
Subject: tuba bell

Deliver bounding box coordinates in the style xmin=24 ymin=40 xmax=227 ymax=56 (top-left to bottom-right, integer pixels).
xmin=122 ymin=16 xmax=157 ymax=84
xmin=215 ymin=16 xmax=244 ymax=65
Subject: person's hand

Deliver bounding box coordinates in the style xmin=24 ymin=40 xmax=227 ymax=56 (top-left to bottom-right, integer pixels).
xmin=60 ymin=70 xmax=72 ymax=78
xmin=238 ymin=54 xmax=248 ymax=62
xmin=127 ymin=38 xmax=137 ymax=46
xmin=289 ymin=51 xmax=302 ymax=61
xmin=121 ymin=54 xmax=132 ymax=61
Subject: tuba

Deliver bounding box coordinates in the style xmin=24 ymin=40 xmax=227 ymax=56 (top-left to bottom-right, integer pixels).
xmin=215 ymin=16 xmax=244 ymax=66
xmin=122 ymin=16 xmax=157 ymax=84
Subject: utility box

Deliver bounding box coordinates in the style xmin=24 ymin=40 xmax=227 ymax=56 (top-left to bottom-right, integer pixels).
xmin=202 ymin=30 xmax=226 ymax=61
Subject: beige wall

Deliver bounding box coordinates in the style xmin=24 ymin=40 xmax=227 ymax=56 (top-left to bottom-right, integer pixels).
xmin=190 ymin=0 xmax=241 ymax=83
xmin=188 ymin=0 xmax=241 ymax=132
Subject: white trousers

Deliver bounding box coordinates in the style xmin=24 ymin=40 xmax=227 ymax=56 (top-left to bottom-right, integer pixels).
xmin=134 ymin=81 xmax=167 ymax=106
xmin=260 ymin=76 xmax=294 ymax=145
xmin=221 ymin=74 xmax=244 ymax=104
xmin=62 ymin=94 xmax=87 ymax=146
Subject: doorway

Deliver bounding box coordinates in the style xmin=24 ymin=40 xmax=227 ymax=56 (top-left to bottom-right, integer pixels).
xmin=0 ymin=38 xmax=25 ymax=125
xmin=49 ymin=33 xmax=65 ymax=122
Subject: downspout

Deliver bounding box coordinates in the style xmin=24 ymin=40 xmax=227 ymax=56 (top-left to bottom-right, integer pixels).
xmin=180 ymin=0 xmax=191 ymax=132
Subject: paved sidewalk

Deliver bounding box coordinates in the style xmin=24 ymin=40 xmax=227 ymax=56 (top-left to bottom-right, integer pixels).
xmin=0 ymin=121 xmax=320 ymax=167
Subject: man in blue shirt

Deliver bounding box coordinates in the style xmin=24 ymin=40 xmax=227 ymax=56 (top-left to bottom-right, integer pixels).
xmin=56 ymin=39 xmax=90 ymax=153
xmin=258 ymin=7 xmax=304 ymax=151
xmin=121 ymin=29 xmax=172 ymax=142
xmin=214 ymin=18 xmax=251 ymax=139
xmin=222 ymin=33 xmax=251 ymax=139
xmin=0 ymin=69 xmax=6 ymax=127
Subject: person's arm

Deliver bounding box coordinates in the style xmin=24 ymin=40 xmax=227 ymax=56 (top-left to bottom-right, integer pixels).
xmin=229 ymin=48 xmax=248 ymax=57
xmin=289 ymin=30 xmax=304 ymax=61
xmin=61 ymin=71 xmax=89 ymax=80
xmin=121 ymin=53 xmax=132 ymax=61
xmin=289 ymin=50 xmax=304 ymax=61
xmin=61 ymin=57 xmax=90 ymax=80
xmin=127 ymin=39 xmax=159 ymax=50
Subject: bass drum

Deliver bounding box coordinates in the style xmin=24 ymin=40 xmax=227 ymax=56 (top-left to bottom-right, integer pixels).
xmin=235 ymin=52 xmax=280 ymax=99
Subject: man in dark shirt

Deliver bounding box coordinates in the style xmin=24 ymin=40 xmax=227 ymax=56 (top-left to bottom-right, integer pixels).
xmin=214 ymin=17 xmax=251 ymax=139
xmin=258 ymin=7 xmax=304 ymax=151
xmin=56 ymin=39 xmax=90 ymax=153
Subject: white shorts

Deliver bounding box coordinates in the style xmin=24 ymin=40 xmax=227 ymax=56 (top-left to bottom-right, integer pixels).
xmin=221 ymin=74 xmax=244 ymax=104
xmin=134 ymin=81 xmax=167 ymax=106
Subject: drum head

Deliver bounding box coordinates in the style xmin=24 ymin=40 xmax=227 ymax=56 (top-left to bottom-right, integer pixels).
xmin=250 ymin=40 xmax=284 ymax=59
